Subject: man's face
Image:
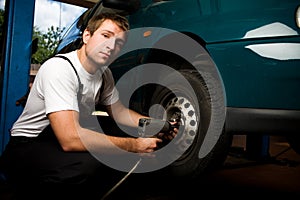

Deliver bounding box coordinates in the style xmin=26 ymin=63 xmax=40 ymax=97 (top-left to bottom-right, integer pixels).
xmin=83 ymin=19 xmax=127 ymax=67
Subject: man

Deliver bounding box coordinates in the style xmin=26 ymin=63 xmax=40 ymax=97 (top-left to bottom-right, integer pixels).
xmin=0 ymin=13 xmax=177 ymax=199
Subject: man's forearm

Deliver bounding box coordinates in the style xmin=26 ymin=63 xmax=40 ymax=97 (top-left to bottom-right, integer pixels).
xmin=78 ymin=127 xmax=160 ymax=154
xmin=107 ymin=101 xmax=148 ymax=127
xmin=77 ymin=126 xmax=135 ymax=153
xmin=116 ymin=108 xmax=146 ymax=127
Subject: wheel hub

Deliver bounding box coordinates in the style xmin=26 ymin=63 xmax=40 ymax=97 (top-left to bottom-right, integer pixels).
xmin=165 ymin=96 xmax=198 ymax=154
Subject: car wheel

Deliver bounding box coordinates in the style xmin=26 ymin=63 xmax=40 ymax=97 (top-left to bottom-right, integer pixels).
xmin=149 ymin=69 xmax=232 ymax=180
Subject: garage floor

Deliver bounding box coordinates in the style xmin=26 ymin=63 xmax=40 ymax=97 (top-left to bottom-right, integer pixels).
xmin=1 ymin=135 xmax=300 ymax=199
xmin=105 ymin=135 xmax=300 ymax=199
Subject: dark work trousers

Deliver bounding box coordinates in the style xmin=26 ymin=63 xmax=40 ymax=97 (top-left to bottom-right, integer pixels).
xmin=0 ymin=125 xmax=126 ymax=199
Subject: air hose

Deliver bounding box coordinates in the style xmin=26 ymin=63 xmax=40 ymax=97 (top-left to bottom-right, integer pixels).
xmin=100 ymin=158 xmax=142 ymax=200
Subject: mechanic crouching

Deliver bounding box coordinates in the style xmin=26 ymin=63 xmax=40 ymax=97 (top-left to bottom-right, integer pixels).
xmin=0 ymin=12 xmax=178 ymax=199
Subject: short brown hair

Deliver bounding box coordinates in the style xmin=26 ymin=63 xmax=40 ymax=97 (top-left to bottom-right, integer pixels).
xmin=86 ymin=12 xmax=129 ymax=35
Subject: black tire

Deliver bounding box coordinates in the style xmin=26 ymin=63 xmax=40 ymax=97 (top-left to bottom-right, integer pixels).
xmin=150 ymin=69 xmax=232 ymax=180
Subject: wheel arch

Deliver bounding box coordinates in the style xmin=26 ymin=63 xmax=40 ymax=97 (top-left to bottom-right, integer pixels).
xmin=141 ymin=30 xmax=227 ymax=115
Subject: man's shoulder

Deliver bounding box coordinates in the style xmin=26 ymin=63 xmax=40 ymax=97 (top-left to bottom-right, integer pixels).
xmin=38 ymin=51 xmax=78 ymax=78
xmin=55 ymin=50 xmax=77 ymax=61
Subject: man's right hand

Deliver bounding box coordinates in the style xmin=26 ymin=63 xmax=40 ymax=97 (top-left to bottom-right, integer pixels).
xmin=134 ymin=137 xmax=162 ymax=153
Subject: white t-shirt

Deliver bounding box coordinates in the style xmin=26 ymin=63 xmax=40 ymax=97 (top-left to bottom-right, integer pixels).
xmin=10 ymin=50 xmax=119 ymax=137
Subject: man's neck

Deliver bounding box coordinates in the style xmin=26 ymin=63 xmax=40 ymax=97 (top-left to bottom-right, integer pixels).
xmin=76 ymin=49 xmax=98 ymax=74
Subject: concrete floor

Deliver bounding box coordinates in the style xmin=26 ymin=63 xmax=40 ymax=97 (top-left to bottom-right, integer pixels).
xmin=1 ymin=135 xmax=300 ymax=199
xmin=105 ymin=135 xmax=300 ymax=199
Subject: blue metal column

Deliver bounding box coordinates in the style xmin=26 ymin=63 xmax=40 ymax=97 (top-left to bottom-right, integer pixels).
xmin=0 ymin=0 xmax=35 ymax=155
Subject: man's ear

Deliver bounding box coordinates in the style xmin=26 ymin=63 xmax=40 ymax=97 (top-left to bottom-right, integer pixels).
xmin=82 ymin=29 xmax=91 ymax=44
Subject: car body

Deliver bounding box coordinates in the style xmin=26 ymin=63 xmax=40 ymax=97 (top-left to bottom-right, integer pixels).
xmin=56 ymin=0 xmax=300 ymax=179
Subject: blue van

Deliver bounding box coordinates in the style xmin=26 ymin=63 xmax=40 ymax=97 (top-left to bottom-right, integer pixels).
xmin=56 ymin=0 xmax=300 ymax=179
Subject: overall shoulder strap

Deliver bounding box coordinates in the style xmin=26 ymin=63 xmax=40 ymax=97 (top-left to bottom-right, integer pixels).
xmin=95 ymin=69 xmax=107 ymax=111
xmin=54 ymin=55 xmax=83 ymax=102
